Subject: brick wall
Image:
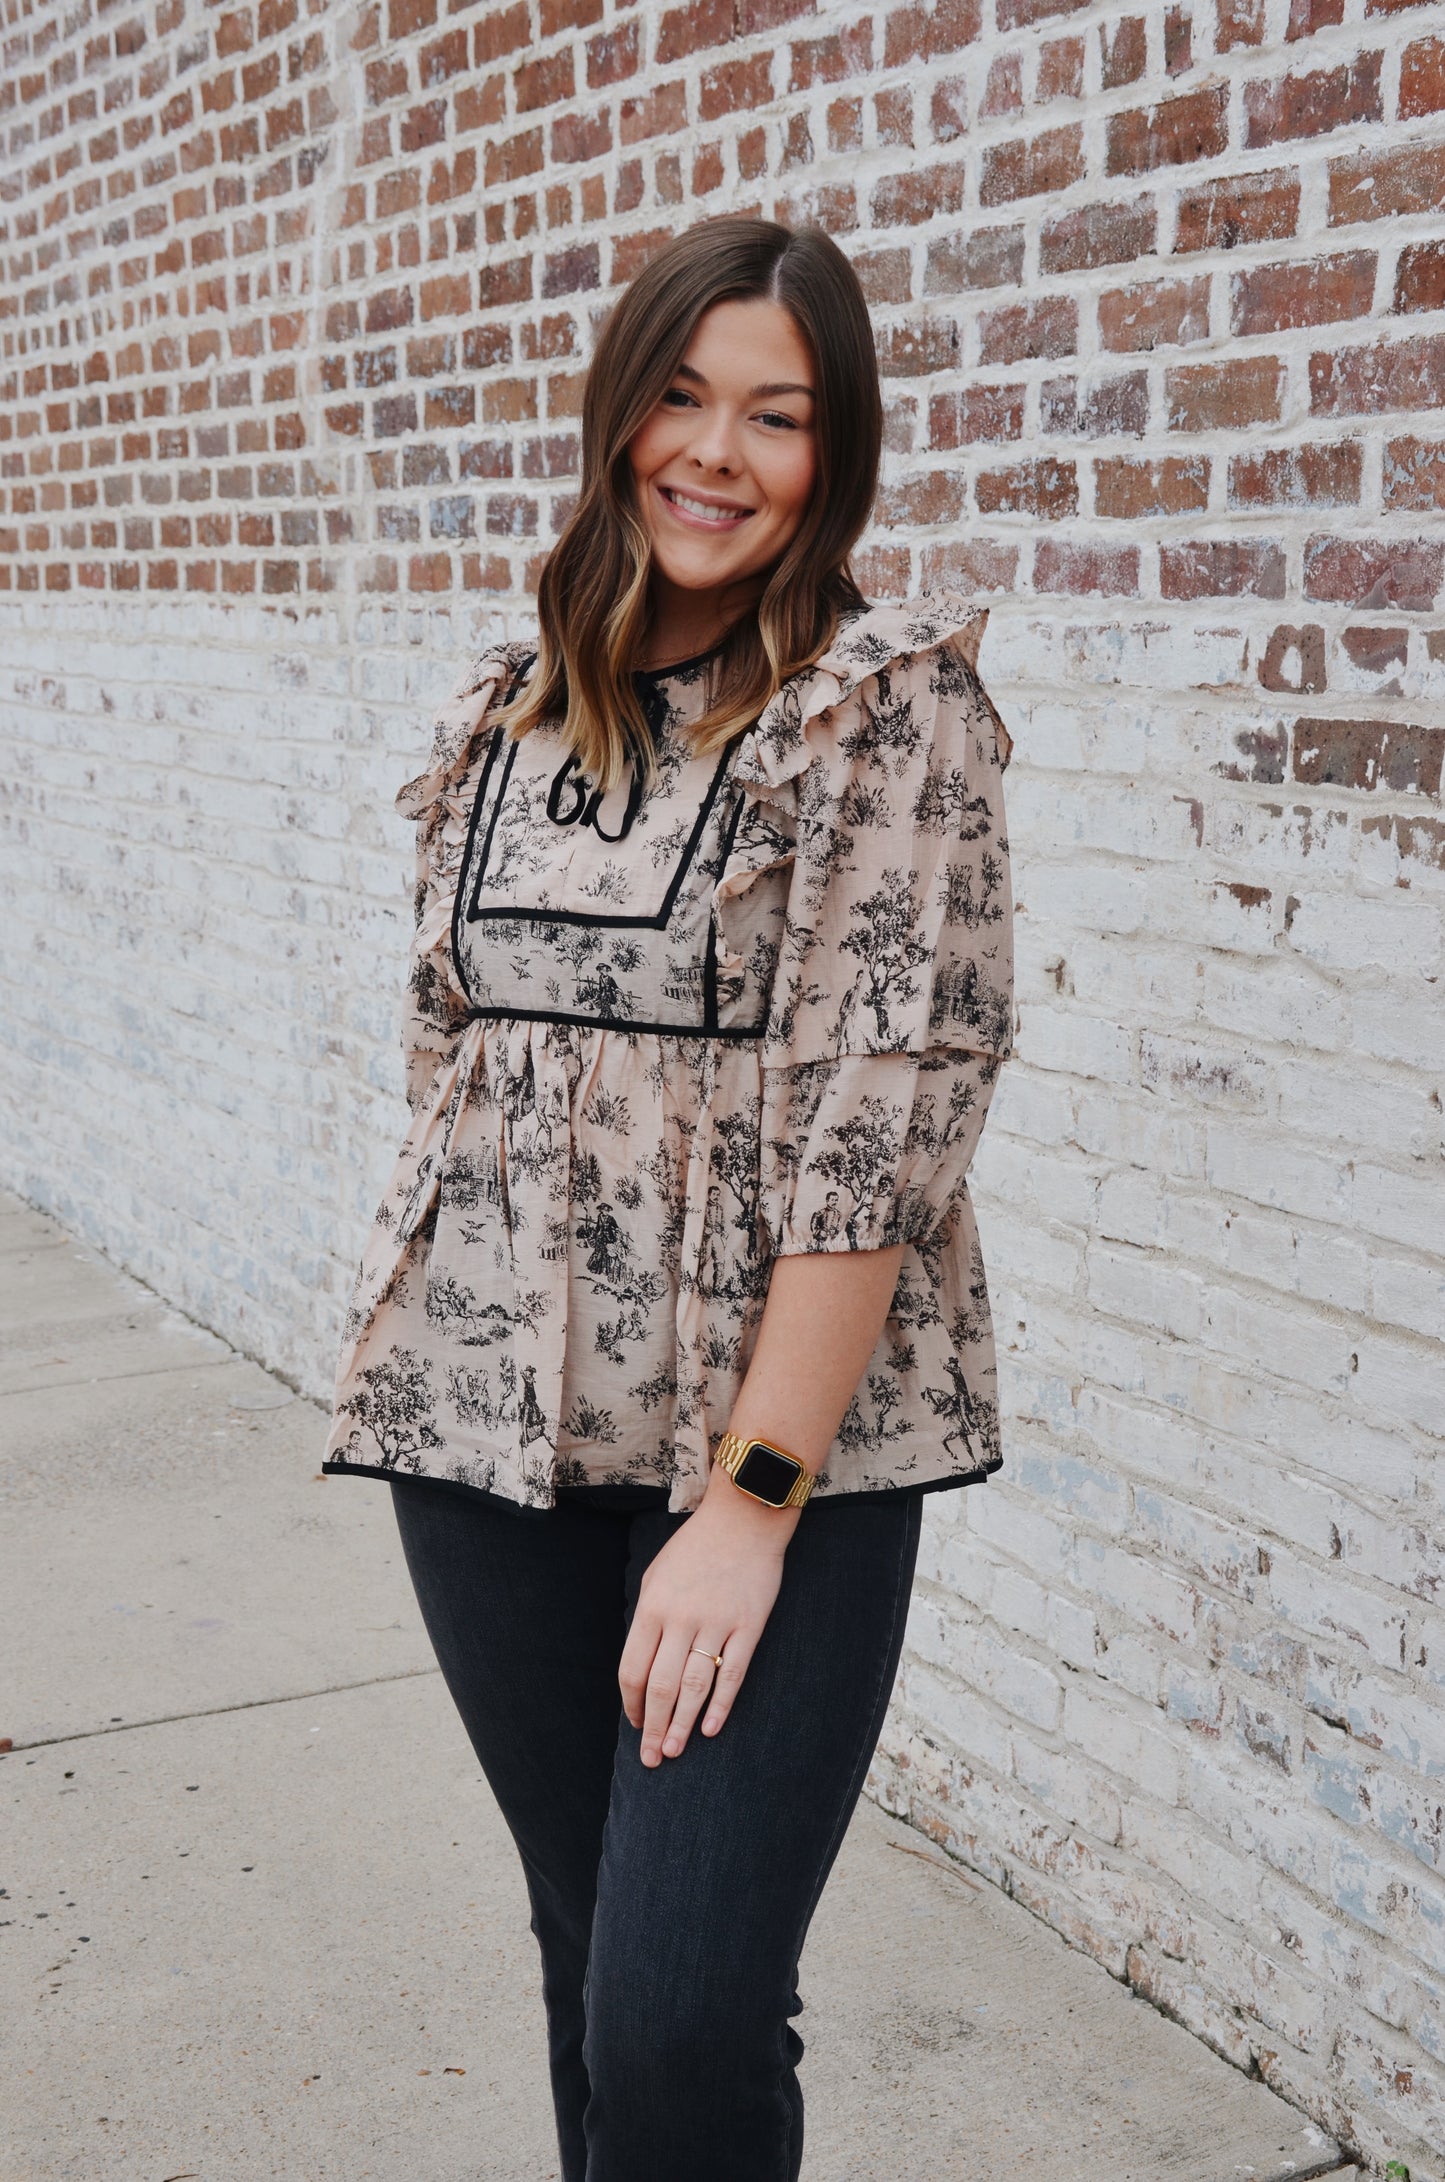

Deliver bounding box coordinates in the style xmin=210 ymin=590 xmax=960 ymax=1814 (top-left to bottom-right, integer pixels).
xmin=3 ymin=0 xmax=1443 ymax=2169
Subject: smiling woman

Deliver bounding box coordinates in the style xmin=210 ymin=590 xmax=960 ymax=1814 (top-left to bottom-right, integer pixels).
xmin=495 ymin=217 xmax=883 ymax=793
xmin=324 ymin=214 xmax=1014 ymax=2182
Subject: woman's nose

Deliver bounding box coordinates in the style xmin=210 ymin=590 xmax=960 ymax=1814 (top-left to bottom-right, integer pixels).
xmin=685 ymin=408 xmax=742 ymax=475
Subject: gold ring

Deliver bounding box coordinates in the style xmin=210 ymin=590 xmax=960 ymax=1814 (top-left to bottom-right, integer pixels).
xmin=690 ymin=1647 xmax=723 ymax=1670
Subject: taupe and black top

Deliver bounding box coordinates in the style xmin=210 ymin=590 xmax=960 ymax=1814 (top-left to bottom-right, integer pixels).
xmin=323 ymin=590 xmax=1014 ymax=1515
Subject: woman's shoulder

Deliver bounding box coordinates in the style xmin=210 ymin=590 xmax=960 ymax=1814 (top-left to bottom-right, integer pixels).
xmin=394 ymin=631 xmax=538 ymax=824
xmin=737 ymin=589 xmax=1006 ymax=802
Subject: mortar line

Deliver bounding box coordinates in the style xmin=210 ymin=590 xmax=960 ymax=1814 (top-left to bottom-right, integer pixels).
xmin=4 ymin=1667 xmax=441 ymax=1753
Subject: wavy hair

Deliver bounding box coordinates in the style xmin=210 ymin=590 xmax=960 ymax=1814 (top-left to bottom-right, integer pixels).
xmin=498 ymin=215 xmax=883 ymax=791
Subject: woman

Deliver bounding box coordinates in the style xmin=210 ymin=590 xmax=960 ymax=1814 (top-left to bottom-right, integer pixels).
xmin=324 ymin=214 xmax=1013 ymax=2180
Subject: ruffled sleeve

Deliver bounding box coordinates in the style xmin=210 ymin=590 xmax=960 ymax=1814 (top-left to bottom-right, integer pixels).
xmin=741 ymin=592 xmax=1014 ymax=1256
xmin=394 ymin=639 xmax=533 ymax=1114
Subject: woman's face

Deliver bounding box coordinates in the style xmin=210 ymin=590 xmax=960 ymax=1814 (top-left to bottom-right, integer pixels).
xmin=626 ymin=298 xmax=819 ymax=602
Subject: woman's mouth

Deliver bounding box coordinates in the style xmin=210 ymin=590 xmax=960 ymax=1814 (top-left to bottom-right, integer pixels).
xmin=657 ymin=485 xmax=754 ymax=530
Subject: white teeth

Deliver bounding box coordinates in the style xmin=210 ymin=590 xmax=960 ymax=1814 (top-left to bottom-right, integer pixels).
xmin=667 ymin=489 xmax=747 ymax=524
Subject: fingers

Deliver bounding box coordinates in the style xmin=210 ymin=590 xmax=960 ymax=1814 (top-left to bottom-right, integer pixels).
xmin=659 ymin=1640 xmax=727 ymax=1762
xmin=638 ymin=1633 xmax=718 ymax=1769
xmin=701 ymin=1631 xmax=757 ymax=1738
xmin=617 ymin=1608 xmax=662 ymax=1732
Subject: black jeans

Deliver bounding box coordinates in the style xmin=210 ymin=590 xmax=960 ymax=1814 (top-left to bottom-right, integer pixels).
xmin=389 ymin=1476 xmax=924 ymax=2182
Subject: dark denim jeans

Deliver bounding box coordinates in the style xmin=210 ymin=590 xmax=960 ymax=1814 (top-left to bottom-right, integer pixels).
xmin=389 ymin=1475 xmax=924 ymax=2182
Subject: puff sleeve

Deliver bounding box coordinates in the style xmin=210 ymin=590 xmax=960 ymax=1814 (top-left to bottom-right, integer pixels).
xmin=393 ymin=645 xmax=523 ymax=1114
xmin=754 ymin=622 xmax=1013 ymax=1258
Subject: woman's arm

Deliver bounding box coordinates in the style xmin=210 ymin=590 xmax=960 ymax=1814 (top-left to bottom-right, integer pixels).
xmin=618 ymin=1241 xmax=905 ymax=1768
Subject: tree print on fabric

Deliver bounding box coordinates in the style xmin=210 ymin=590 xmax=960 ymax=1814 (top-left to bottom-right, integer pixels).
xmin=323 ymin=590 xmax=1014 ymax=1514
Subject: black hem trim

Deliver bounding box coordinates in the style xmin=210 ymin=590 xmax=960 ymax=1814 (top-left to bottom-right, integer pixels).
xmin=321 ymin=1454 xmax=1000 ymax=1517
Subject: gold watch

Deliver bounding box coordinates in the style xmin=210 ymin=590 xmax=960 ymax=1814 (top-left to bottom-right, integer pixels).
xmin=712 ymin=1429 xmax=816 ymax=1510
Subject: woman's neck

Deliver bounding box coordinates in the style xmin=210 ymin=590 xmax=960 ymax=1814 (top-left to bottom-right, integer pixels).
xmin=637 ymin=573 xmax=762 ymax=672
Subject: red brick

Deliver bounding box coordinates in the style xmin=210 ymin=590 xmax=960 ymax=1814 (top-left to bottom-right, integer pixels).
xmin=1034 ymin=540 xmax=1140 ymax=593
xmin=1399 ymin=35 xmax=1445 ymax=117
xmin=920 ymin=539 xmax=1020 ymax=591
xmin=484 ymin=127 xmax=543 ymax=185
xmin=1304 ymin=534 xmax=1444 ymax=609
xmin=399 ymin=99 xmax=446 ymax=152
xmin=473 ymin=3 xmax=528 ymax=62
xmin=1098 ymin=276 xmax=1210 ymax=351
xmin=1367 ymin=0 xmax=1438 ymax=13
xmin=981 ymin=54 xmax=1023 ymax=117
xmin=540 ymin=0 xmax=601 ymax=29
xmin=933 ymin=71 xmax=970 ymax=141
xmin=998 ymin=0 xmax=1088 ymax=30
xmin=1216 ymin=0 xmax=1265 ymax=40
xmin=1100 ymin=16 xmax=1147 ymax=85
xmin=1042 ymin=371 xmax=1149 ymax=437
xmin=1231 ymin=252 xmax=1376 ymax=337
xmin=656 ymin=0 xmax=733 ymax=62
xmin=586 ymin=24 xmax=639 ymax=88
xmin=851 ymin=248 xmax=913 ymax=305
xmin=884 ymin=0 xmax=981 ymax=56
xmin=930 ymin=384 xmax=1026 ymax=447
xmin=1106 ymin=85 xmax=1228 ymax=175
xmin=1294 ymin=717 xmax=1443 ymax=795
xmin=1164 ymin=4 xmax=1192 ymax=71
xmin=1166 ymin=355 xmax=1283 ymax=431
xmin=514 ymin=50 xmax=574 ymax=112
xmin=979 ymin=295 xmax=1078 ymax=363
xmin=924 ymin=225 xmax=1026 ymax=293
xmin=551 ymin=110 xmax=610 ymax=164
xmin=1330 ymin=143 xmax=1445 ymax=224
xmin=877 ymin=319 xmax=962 ymax=374
xmin=877 ymin=472 xmax=971 ymax=525
xmin=699 ymin=53 xmax=772 ymax=119
xmin=1037 ymin=34 xmax=1085 ymax=99
xmin=1096 ymin=454 xmax=1209 ymax=516
xmin=1311 ymin=332 xmax=1445 ymax=416
xmin=1287 ymin=0 xmax=1344 ymax=35
xmin=1040 ymin=196 xmax=1156 ymax=273
xmin=788 ymin=24 xmax=874 ymax=87
xmin=976 ymin=456 xmax=1079 ymax=517
xmin=872 ymin=161 xmax=965 ymax=224
xmin=1174 ymin=169 xmax=1299 ymax=253
xmin=477 ymin=255 xmax=531 ymax=308
xmin=1244 ymin=54 xmax=1382 ymax=145
xmin=610 ymin=227 xmax=674 ymax=284
xmin=1228 ymin=440 xmax=1362 ymax=508
xmin=541 ymin=243 xmax=598 ymax=298
xmin=1383 ymin=437 xmax=1445 ymax=510
xmin=1341 ymin=626 xmax=1409 ymax=677
xmin=981 ymin=123 xmax=1084 ymax=203
xmin=1161 ymin=539 xmax=1286 ymax=596
xmin=620 ymin=82 xmax=687 ymax=144
xmin=1395 ymin=242 xmax=1445 ymax=315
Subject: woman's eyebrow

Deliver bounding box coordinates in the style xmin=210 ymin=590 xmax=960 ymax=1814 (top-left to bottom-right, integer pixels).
xmin=673 ymin=362 xmax=815 ymax=400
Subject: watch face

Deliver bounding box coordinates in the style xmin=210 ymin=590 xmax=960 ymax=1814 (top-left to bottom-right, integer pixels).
xmin=734 ymin=1441 xmax=802 ymax=1507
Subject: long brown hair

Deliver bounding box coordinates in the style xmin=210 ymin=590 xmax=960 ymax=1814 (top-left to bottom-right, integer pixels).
xmin=499 ymin=216 xmax=883 ymax=791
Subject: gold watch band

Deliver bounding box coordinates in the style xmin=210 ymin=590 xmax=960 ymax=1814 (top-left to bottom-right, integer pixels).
xmin=713 ymin=1429 xmax=817 ymax=1510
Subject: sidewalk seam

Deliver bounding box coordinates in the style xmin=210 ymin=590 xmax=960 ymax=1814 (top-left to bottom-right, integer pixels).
xmin=4 ymin=1666 xmax=441 ymax=1753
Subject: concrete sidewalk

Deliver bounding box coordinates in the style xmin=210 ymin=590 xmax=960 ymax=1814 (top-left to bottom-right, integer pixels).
xmin=0 ymin=1188 xmax=1358 ymax=2182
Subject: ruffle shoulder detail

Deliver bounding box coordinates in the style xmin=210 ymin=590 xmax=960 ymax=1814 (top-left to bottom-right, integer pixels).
xmin=730 ymin=589 xmax=1000 ymax=809
xmin=394 ymin=637 xmax=538 ymax=825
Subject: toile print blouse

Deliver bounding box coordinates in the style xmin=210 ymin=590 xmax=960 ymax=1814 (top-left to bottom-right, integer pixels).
xmin=322 ymin=590 xmax=1014 ymax=1516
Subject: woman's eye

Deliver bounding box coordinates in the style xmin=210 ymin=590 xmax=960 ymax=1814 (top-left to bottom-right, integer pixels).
xmin=661 ymin=387 xmax=698 ymax=409
xmin=757 ymin=410 xmax=800 ymax=431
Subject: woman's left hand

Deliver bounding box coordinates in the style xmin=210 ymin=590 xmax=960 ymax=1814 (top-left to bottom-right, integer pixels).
xmin=618 ymin=1478 xmax=801 ymax=1767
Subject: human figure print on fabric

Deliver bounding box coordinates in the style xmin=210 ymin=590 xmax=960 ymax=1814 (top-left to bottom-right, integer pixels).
xmin=324 ymin=592 xmax=1014 ymax=1514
